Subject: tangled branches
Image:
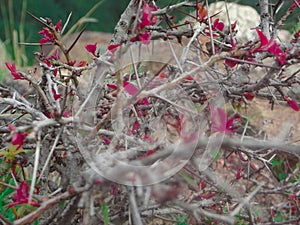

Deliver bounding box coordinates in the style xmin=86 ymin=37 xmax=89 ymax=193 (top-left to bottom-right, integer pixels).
xmin=0 ymin=0 xmax=299 ymax=224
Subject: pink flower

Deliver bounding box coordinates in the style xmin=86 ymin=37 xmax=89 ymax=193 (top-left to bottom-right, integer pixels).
xmin=52 ymin=87 xmax=62 ymax=100
xmin=141 ymin=2 xmax=157 ymax=29
xmin=8 ymin=181 xmax=40 ymax=208
xmin=85 ymin=43 xmax=98 ymax=57
xmin=38 ymin=27 xmax=55 ymax=44
xmin=5 ymin=62 xmax=24 ymax=80
xmin=139 ymin=31 xmax=151 ymax=45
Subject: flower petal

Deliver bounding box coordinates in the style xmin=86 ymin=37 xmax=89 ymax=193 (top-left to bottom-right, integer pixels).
xmin=123 ymin=81 xmax=139 ymax=95
xmin=85 ymin=43 xmax=97 ymax=57
xmin=107 ymin=43 xmax=121 ymax=53
xmin=52 ymin=87 xmax=62 ymax=100
xmin=5 ymin=62 xmax=24 ymax=80
xmin=236 ymin=165 xmax=244 ymax=179
xmin=107 ymin=83 xmax=118 ymax=90
xmin=12 ymin=132 xmax=26 ymax=149
xmin=139 ymin=31 xmax=151 ymax=45
xmin=55 ymin=19 xmax=62 ymax=31
xmin=256 ymin=29 xmax=269 ymax=47
xmin=284 ymin=97 xmax=299 ymax=111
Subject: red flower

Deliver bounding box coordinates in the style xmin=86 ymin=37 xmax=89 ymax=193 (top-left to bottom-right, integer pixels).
xmin=123 ymin=81 xmax=139 ymax=95
xmin=103 ymin=136 xmax=111 ymax=145
xmin=244 ymin=92 xmax=255 ymax=101
xmin=9 ymin=125 xmax=27 ymax=150
xmin=8 ymin=181 xmax=40 ymax=208
xmin=146 ymin=149 xmax=155 ymax=157
xmin=230 ymin=21 xmax=237 ymax=32
xmin=123 ymin=81 xmax=149 ymax=105
xmin=295 ymin=29 xmax=300 ymax=39
xmin=141 ymin=2 xmax=157 ymax=29
xmin=107 ymin=83 xmax=118 ymax=90
xmin=213 ymin=18 xmax=224 ymax=31
xmin=63 ymin=111 xmax=70 ymax=118
xmin=200 ymin=191 xmax=217 ymax=199
xmin=185 ymin=75 xmax=194 ymax=81
xmin=290 ymin=0 xmax=300 ymax=10
xmin=254 ymin=29 xmax=286 ymax=65
xmin=130 ymin=120 xmax=140 ymax=135
xmin=107 ymin=43 xmax=121 ymax=54
xmin=225 ymin=57 xmax=239 ymax=68
xmin=50 ymin=49 xmax=60 ymax=61
xmin=284 ymin=97 xmax=299 ymax=111
xmin=12 ymin=132 xmax=26 ymax=150
xmin=159 ymin=72 xmax=168 ymax=79
xmin=210 ymin=106 xmax=239 ymax=134
xmin=78 ymin=60 xmax=87 ymax=67
xmin=85 ymin=43 xmax=98 ymax=57
xmin=38 ymin=27 xmax=55 ymax=44
xmin=42 ymin=59 xmax=57 ymax=76
xmin=8 ymin=124 xmax=15 ymax=132
xmin=67 ymin=60 xmax=76 ymax=66
xmin=224 ymin=38 xmax=239 ymax=67
xmin=42 ymin=59 xmax=52 ymax=67
xmin=52 ymin=87 xmax=62 ymax=100
xmin=236 ymin=165 xmax=244 ymax=179
xmin=55 ymin=19 xmax=62 ymax=32
xmin=5 ymin=62 xmax=24 ymax=80
xmin=139 ymin=31 xmax=151 ymax=45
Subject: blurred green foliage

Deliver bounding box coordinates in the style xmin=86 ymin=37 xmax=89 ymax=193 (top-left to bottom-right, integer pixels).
xmin=0 ymin=0 xmax=298 ymax=67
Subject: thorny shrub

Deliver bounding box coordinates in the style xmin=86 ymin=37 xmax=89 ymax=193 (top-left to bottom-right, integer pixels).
xmin=0 ymin=0 xmax=299 ymax=224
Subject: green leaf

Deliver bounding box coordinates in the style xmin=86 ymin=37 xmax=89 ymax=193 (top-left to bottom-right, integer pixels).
xmin=278 ymin=172 xmax=286 ymax=181
xmin=272 ymin=158 xmax=284 ymax=167
xmin=176 ymin=215 xmax=188 ymax=225
xmin=273 ymin=211 xmax=284 ymax=222
xmin=179 ymin=171 xmax=198 ymax=189
xmin=101 ymin=202 xmax=109 ymax=225
xmin=211 ymin=150 xmax=220 ymax=162
xmin=59 ymin=200 xmax=66 ymax=208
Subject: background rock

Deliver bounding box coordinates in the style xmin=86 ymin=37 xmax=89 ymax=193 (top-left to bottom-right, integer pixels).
xmin=209 ymin=1 xmax=260 ymax=42
xmin=207 ymin=1 xmax=291 ymax=42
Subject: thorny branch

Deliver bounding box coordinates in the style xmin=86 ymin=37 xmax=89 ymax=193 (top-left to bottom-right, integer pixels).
xmin=0 ymin=0 xmax=299 ymax=224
